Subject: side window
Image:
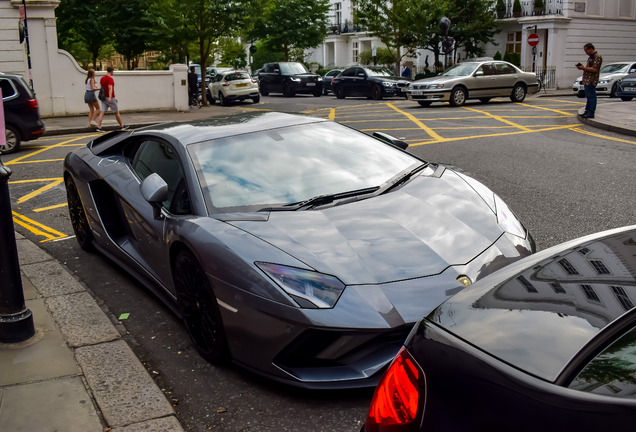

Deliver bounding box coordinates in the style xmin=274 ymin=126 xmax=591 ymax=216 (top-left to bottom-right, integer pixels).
xmin=495 ymin=62 xmax=515 ymax=75
xmin=355 ymin=68 xmax=366 ymax=77
xmin=0 ymin=79 xmax=17 ymax=99
xmin=215 ymin=74 xmax=224 ymax=83
xmin=569 ymin=324 xmax=636 ymax=399
xmin=131 ymin=140 xmax=191 ymax=215
xmin=342 ymin=68 xmax=356 ymax=77
xmin=476 ymin=64 xmax=494 ymax=76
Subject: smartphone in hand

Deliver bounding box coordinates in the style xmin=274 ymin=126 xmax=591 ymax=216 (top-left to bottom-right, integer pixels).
xmin=576 ymin=63 xmax=582 ymax=67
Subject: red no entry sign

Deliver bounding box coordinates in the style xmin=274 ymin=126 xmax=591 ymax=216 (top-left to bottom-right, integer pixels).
xmin=528 ymin=33 xmax=540 ymax=47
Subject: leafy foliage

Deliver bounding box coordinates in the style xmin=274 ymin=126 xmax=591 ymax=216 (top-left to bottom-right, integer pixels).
xmin=359 ymin=47 xmax=396 ymax=66
xmin=219 ymin=38 xmax=248 ymax=69
xmin=106 ymin=0 xmax=157 ymax=70
xmin=496 ymin=0 xmax=506 ymax=11
xmin=513 ymin=0 xmax=522 ymax=12
xmin=493 ymin=50 xmax=502 ymax=60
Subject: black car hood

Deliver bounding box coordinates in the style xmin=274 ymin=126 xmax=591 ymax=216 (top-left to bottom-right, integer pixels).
xmin=428 ymin=225 xmax=636 ymax=382
xmin=227 ymin=170 xmax=503 ymax=285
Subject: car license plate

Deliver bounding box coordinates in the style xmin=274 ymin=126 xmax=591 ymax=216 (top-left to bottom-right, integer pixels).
xmin=236 ymin=83 xmax=248 ymax=87
xmin=412 ymin=90 xmax=423 ymax=96
xmin=579 ymin=85 xmax=585 ymax=90
xmin=627 ymin=87 xmax=636 ymax=92
xmin=306 ymin=83 xmax=316 ymax=86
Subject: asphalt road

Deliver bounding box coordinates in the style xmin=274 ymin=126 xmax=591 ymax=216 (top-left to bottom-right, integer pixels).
xmin=3 ymin=93 xmax=636 ymax=431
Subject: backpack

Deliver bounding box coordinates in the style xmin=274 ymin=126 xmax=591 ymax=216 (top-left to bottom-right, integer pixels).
xmin=98 ymin=87 xmax=106 ymax=101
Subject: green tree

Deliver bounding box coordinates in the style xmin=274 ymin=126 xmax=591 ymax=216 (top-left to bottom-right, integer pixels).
xmin=356 ymin=0 xmax=417 ymax=73
xmin=493 ymin=50 xmax=502 ymax=60
xmin=250 ymin=0 xmax=331 ymax=62
xmin=151 ymin=0 xmax=197 ymax=64
xmin=220 ymin=38 xmax=248 ymax=69
xmin=513 ymin=0 xmax=522 ymax=13
xmin=55 ymin=0 xmax=111 ymax=69
xmin=106 ymin=0 xmax=158 ymax=70
xmin=360 ymin=47 xmax=395 ymax=66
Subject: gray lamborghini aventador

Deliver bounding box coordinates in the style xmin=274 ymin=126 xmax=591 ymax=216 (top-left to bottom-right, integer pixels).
xmin=63 ymin=111 xmax=535 ymax=389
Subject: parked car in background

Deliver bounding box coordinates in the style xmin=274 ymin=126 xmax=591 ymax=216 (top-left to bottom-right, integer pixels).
xmin=573 ymin=62 xmax=636 ymax=98
xmin=331 ymin=67 xmax=411 ymax=100
xmin=64 ymin=111 xmax=535 ymax=389
xmin=406 ymin=60 xmax=539 ymax=107
xmin=206 ymin=66 xmax=234 ymax=83
xmin=1 ymin=72 xmax=44 ymax=154
xmin=208 ymin=70 xmax=259 ymax=106
xmin=616 ymin=72 xmax=636 ymax=101
xmin=362 ymin=224 xmax=636 ymax=432
xmin=322 ymin=69 xmax=343 ymax=95
xmin=258 ymin=62 xmax=323 ymax=97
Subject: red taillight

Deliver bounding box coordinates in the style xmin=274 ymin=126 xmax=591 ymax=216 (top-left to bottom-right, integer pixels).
xmin=26 ymin=99 xmax=38 ymax=110
xmin=365 ymin=347 xmax=424 ymax=431
xmin=222 ymin=80 xmax=229 ymax=86
xmin=331 ymin=77 xmax=335 ymax=83
xmin=252 ymin=79 xmax=258 ymax=83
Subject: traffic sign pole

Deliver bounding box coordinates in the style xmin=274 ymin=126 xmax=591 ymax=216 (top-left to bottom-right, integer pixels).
xmin=528 ymin=27 xmax=539 ymax=73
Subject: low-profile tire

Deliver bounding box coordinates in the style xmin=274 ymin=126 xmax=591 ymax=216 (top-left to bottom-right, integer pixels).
xmin=449 ymin=87 xmax=467 ymax=107
xmin=510 ymin=84 xmax=526 ymax=102
xmin=371 ymin=84 xmax=384 ymax=100
xmin=219 ymin=92 xmax=229 ymax=106
xmin=252 ymin=95 xmax=260 ymax=104
xmin=260 ymin=83 xmax=269 ymax=96
xmin=621 ymin=96 xmax=634 ymax=101
xmin=313 ymin=90 xmax=321 ymax=97
xmin=282 ymin=82 xmax=295 ymax=97
xmin=479 ymin=97 xmax=491 ymax=103
xmin=207 ymin=90 xmax=213 ymax=103
xmin=335 ymin=86 xmax=345 ymax=99
xmin=174 ymin=249 xmax=230 ymax=363
xmin=577 ymin=91 xmax=585 ymax=98
xmin=2 ymin=124 xmax=21 ymax=154
xmin=417 ymin=101 xmax=432 ymax=107
xmin=610 ymin=83 xmax=618 ymax=98
xmin=65 ymin=176 xmax=93 ymax=251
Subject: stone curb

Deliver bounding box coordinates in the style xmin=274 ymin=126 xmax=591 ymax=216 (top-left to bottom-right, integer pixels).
xmin=42 ymin=122 xmax=167 ymax=137
xmin=15 ymin=234 xmax=184 ymax=431
xmin=576 ymin=109 xmax=636 ymax=138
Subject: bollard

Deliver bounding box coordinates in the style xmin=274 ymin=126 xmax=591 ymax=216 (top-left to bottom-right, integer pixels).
xmin=0 ymin=157 xmax=35 ymax=343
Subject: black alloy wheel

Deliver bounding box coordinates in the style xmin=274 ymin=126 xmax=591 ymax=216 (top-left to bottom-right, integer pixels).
xmin=282 ymin=82 xmax=295 ymax=97
xmin=66 ymin=177 xmax=93 ymax=251
xmin=621 ymin=96 xmax=634 ymax=101
xmin=2 ymin=125 xmax=21 ymax=154
xmin=418 ymin=101 xmax=432 ymax=107
xmin=260 ymin=82 xmax=269 ymax=96
xmin=449 ymin=87 xmax=467 ymax=107
xmin=610 ymin=83 xmax=618 ymax=98
xmin=510 ymin=84 xmax=526 ymax=102
xmin=479 ymin=97 xmax=491 ymax=103
xmin=335 ymin=86 xmax=345 ymax=99
xmin=174 ymin=249 xmax=229 ymax=362
xmin=219 ymin=91 xmax=229 ymax=106
xmin=371 ymin=84 xmax=383 ymax=100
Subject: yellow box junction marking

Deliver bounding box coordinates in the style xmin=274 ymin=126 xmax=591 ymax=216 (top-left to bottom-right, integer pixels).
xmin=515 ymin=102 xmax=574 ymax=116
xmin=328 ymin=109 xmax=336 ymax=121
xmin=462 ymin=106 xmax=532 ymax=131
xmin=12 ymin=211 xmax=67 ymax=242
xmin=34 ymin=203 xmax=68 ymax=212
xmin=385 ymin=103 xmax=444 ymax=141
xmin=572 ymin=127 xmax=636 ymax=145
xmin=9 ymin=178 xmax=65 ymax=204
xmin=5 ymin=135 xmax=95 ymax=166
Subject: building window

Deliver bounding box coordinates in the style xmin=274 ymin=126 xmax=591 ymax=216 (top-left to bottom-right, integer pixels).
xmin=334 ymin=2 xmax=342 ymax=25
xmin=580 ymin=284 xmax=600 ymax=302
xmin=578 ymin=247 xmax=591 ymax=255
xmin=506 ymin=32 xmax=522 ymax=54
xmin=611 ymin=286 xmax=634 ymax=311
xmin=352 ymin=42 xmax=359 ymax=63
xmin=518 ymin=275 xmax=538 ymax=293
xmin=550 ymin=282 xmax=566 ymax=294
xmin=589 ymin=260 xmax=611 ymax=275
xmin=559 ymin=258 xmax=579 ymax=275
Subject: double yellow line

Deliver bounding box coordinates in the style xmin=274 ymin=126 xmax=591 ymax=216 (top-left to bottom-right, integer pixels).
xmin=12 ymin=211 xmax=68 ymax=242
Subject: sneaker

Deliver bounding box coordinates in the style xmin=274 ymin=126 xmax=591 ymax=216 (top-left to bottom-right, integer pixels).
xmin=96 ymin=127 xmax=104 ymax=132
xmin=121 ymin=124 xmax=129 ymax=130
xmin=90 ymin=120 xmax=98 ymax=126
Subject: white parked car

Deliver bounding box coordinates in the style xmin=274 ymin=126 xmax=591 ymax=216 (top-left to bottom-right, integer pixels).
xmin=573 ymin=61 xmax=636 ymax=98
xmin=207 ymin=70 xmax=260 ymax=106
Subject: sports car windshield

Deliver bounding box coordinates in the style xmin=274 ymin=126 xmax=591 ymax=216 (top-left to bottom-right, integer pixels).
xmin=441 ymin=63 xmax=479 ymax=76
xmin=188 ymin=122 xmax=420 ymax=212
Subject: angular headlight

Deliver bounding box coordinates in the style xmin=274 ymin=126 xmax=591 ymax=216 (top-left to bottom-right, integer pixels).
xmin=290 ymin=77 xmax=301 ymax=82
xmin=382 ymin=82 xmax=396 ymax=87
xmin=494 ymin=194 xmax=526 ymax=239
xmin=599 ymin=79 xmax=610 ymax=84
xmin=317 ymin=76 xmax=323 ymax=81
xmin=428 ymin=84 xmax=445 ymax=89
xmin=256 ymin=262 xmax=345 ymax=308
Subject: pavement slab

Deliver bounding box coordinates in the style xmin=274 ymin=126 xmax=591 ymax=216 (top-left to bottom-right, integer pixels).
xmin=577 ymin=101 xmax=636 ymax=137
xmin=21 ymin=260 xmax=85 ymax=297
xmin=0 ymin=377 xmax=102 ymax=432
xmin=45 ymin=292 xmax=121 ymax=347
xmin=21 ymin=271 xmax=38 ymax=300
xmin=75 ymin=339 xmax=175 ymax=428
xmin=112 ymin=416 xmax=184 ymax=432
xmin=15 ymin=238 xmax=52 ymax=265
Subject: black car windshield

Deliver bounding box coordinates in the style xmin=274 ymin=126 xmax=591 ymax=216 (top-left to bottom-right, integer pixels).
xmin=364 ymin=68 xmax=394 ymax=77
xmin=188 ymin=122 xmax=420 ymax=212
xmin=280 ymin=63 xmax=309 ymax=75
xmin=600 ymin=64 xmax=629 ymax=74
xmin=441 ymin=63 xmax=479 ymax=76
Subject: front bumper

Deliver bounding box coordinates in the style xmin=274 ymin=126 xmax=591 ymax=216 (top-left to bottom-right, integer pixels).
xmin=406 ymin=89 xmax=452 ymax=102
xmin=289 ymin=81 xmax=323 ymax=93
xmin=572 ymin=83 xmax=613 ymax=95
xmin=617 ymin=83 xmax=636 ymax=97
xmin=214 ymin=230 xmax=534 ymax=389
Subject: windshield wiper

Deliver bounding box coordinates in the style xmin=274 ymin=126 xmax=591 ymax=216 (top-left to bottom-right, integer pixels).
xmin=379 ymin=163 xmax=428 ymax=195
xmin=259 ymin=187 xmax=380 ymax=212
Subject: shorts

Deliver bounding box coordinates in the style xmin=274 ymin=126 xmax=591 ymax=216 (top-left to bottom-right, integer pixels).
xmin=100 ymin=98 xmax=119 ymax=113
xmin=84 ymin=90 xmax=98 ymax=104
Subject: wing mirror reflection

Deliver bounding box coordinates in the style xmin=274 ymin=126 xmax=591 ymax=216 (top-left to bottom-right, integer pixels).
xmin=373 ymin=132 xmax=409 ymax=150
xmin=475 ymin=71 xmax=484 ymax=76
xmin=140 ymin=173 xmax=168 ymax=220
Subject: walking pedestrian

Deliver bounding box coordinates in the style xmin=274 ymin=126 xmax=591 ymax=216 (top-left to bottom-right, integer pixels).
xmin=188 ymin=66 xmax=199 ymax=106
xmin=84 ymin=69 xmax=100 ymax=127
xmin=96 ymin=66 xmax=128 ymax=132
xmin=577 ymin=43 xmax=602 ymax=119
xmin=401 ymin=62 xmax=411 ymax=79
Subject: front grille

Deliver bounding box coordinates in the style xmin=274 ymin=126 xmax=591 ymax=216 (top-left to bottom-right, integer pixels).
xmin=412 ymin=84 xmax=428 ymax=90
xmin=396 ymin=82 xmax=408 ymax=88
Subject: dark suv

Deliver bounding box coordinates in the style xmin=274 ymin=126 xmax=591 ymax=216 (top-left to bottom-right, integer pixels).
xmin=1 ymin=72 xmax=44 ymax=154
xmin=258 ymin=62 xmax=323 ymax=97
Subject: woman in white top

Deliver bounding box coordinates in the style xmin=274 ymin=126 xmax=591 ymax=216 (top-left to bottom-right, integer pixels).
xmin=84 ymin=69 xmax=101 ymax=127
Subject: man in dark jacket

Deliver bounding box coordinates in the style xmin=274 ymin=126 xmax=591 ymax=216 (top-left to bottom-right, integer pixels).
xmin=188 ymin=66 xmax=199 ymax=105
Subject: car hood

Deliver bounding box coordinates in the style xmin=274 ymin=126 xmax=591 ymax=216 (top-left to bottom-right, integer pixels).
xmin=576 ymin=72 xmax=624 ymax=83
xmin=429 ymin=225 xmax=636 ymax=381
xmin=412 ymin=76 xmax=461 ymax=85
xmin=226 ymin=169 xmax=503 ymax=285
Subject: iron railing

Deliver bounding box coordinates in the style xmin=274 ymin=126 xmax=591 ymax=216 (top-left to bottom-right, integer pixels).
xmin=520 ymin=65 xmax=557 ymax=89
xmin=496 ymin=0 xmax=564 ymax=18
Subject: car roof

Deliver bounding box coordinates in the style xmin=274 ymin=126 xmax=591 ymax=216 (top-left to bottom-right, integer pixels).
xmin=429 ymin=224 xmax=636 ymax=382
xmin=133 ymin=111 xmax=329 ymax=146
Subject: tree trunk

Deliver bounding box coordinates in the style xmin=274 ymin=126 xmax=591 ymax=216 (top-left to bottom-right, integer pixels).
xmin=92 ymin=54 xmax=98 ymax=71
xmin=283 ymin=44 xmax=289 ymax=62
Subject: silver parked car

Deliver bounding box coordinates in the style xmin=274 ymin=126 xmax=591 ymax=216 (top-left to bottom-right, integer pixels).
xmin=573 ymin=62 xmax=636 ymax=98
xmin=406 ymin=60 xmax=539 ymax=107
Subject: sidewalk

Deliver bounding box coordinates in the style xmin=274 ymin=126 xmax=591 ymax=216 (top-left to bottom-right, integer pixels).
xmin=576 ymin=101 xmax=636 ymax=138
xmin=0 ymin=232 xmax=183 ymax=432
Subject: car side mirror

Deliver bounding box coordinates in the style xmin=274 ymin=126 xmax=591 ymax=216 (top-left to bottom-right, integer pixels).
xmin=357 ymin=73 xmax=366 ymax=77
xmin=274 ymin=69 xmax=280 ymax=74
xmin=373 ymin=132 xmax=409 ymax=150
xmin=474 ymin=71 xmax=484 ymax=76
xmin=140 ymin=173 xmax=168 ymax=220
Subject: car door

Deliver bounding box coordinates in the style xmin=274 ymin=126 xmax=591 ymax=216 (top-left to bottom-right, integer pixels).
xmin=353 ymin=67 xmax=371 ymax=96
xmin=212 ymin=73 xmax=224 ymax=99
xmin=470 ymin=63 xmax=496 ymax=98
xmin=493 ymin=62 xmax=518 ymax=96
xmin=271 ymin=63 xmax=283 ymax=92
xmin=338 ymin=68 xmax=357 ymax=95
xmin=124 ymin=138 xmax=193 ymax=288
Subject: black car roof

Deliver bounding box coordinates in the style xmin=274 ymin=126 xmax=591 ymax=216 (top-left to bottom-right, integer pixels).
xmin=428 ymin=225 xmax=636 ymax=382
xmin=133 ymin=111 xmax=328 ymax=146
